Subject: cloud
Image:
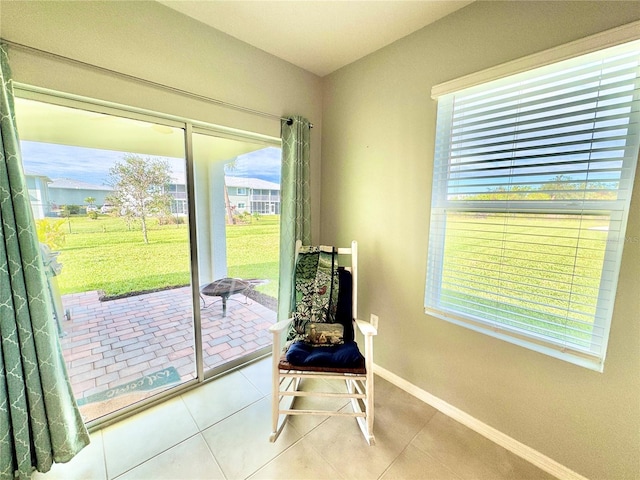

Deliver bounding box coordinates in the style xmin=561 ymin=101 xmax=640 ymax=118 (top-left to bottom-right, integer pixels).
xmin=227 ymin=147 xmax=281 ymax=183
xmin=21 ymin=141 xmax=122 ymax=186
xmin=21 ymin=141 xmax=282 ymax=186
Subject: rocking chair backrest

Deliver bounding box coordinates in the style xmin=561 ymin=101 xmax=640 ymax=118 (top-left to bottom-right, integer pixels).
xmin=288 ymin=240 xmax=358 ymax=346
xmin=294 ymin=240 xmax=357 ymax=320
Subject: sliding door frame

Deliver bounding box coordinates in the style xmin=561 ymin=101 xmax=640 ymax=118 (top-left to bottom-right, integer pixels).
xmin=15 ymin=83 xmax=281 ymax=430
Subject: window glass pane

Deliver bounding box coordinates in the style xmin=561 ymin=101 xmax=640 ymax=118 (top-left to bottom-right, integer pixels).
xmin=425 ymin=40 xmax=640 ymax=370
xmin=439 ymin=212 xmax=608 ymax=350
xmin=192 ymin=133 xmax=279 ymax=372
xmin=16 ymin=97 xmax=196 ymax=421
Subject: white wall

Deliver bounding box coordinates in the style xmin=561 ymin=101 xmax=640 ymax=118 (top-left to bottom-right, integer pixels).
xmin=321 ymin=2 xmax=640 ymax=479
xmin=0 ymin=0 xmax=323 ymax=241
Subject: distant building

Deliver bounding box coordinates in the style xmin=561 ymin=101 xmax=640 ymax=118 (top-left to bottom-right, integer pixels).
xmin=24 ymin=172 xmax=279 ymax=219
xmin=25 ymin=171 xmax=53 ymax=218
xmin=167 ymin=183 xmax=188 ymax=215
xmin=48 ymin=178 xmax=113 ymax=211
xmin=24 ymin=174 xmax=114 ymax=219
xmin=225 ymin=176 xmax=280 ymax=215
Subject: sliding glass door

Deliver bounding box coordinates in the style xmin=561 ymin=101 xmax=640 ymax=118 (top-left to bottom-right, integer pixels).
xmin=192 ymin=132 xmax=280 ymax=375
xmin=15 ymin=90 xmax=280 ymax=423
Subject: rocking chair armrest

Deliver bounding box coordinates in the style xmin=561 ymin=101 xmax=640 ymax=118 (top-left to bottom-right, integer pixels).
xmin=269 ymin=317 xmax=293 ymax=334
xmin=355 ymin=319 xmax=378 ymax=336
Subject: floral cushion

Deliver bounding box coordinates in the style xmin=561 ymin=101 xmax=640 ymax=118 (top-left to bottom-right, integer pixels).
xmin=286 ymin=246 xmax=339 ymax=345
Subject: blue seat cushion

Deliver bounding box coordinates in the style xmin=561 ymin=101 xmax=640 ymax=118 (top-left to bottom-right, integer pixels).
xmin=286 ymin=341 xmax=364 ymax=368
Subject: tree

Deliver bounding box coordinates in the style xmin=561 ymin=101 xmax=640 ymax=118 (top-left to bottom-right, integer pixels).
xmin=84 ymin=196 xmax=98 ymax=219
xmin=540 ymin=174 xmax=581 ymax=200
xmin=106 ymin=154 xmax=173 ymax=244
xmin=224 ymin=159 xmax=237 ymax=225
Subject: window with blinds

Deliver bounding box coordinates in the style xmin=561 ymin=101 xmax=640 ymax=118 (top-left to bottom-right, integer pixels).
xmin=424 ymin=40 xmax=640 ymax=371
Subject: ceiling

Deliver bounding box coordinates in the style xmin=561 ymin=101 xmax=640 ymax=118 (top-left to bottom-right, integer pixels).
xmin=157 ymin=1 xmax=474 ymax=77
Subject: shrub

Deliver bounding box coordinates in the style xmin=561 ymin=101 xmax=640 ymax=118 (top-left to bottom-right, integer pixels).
xmin=157 ymin=214 xmax=185 ymax=226
xmin=61 ymin=204 xmax=80 ymax=216
xmin=234 ymin=211 xmax=252 ymax=224
xmin=36 ymin=218 xmax=67 ymax=250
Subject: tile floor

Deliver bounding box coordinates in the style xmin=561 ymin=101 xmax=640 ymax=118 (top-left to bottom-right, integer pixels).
xmin=36 ymin=357 xmax=555 ymax=480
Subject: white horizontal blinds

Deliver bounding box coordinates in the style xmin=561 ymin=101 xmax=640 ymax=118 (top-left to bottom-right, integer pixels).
xmin=426 ymin=40 xmax=640 ymax=366
xmin=442 ymin=45 xmax=640 ymax=208
xmin=439 ymin=212 xmax=609 ymax=351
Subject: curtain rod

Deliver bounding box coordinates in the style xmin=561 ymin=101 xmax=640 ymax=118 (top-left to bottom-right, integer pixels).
xmin=285 ymin=118 xmax=314 ymax=128
xmin=1 ymin=39 xmax=313 ymax=128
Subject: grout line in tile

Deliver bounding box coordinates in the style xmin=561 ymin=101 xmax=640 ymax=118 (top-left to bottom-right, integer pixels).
xmin=179 ymin=393 xmax=202 ymax=434
xmin=376 ymin=421 xmax=425 ymax=480
xmin=239 ymin=367 xmax=269 ymax=396
xmin=109 ymin=431 xmax=204 ymax=480
xmin=380 ymin=420 xmax=464 ymax=480
xmin=243 ymin=428 xmax=312 ymax=480
xmin=295 ymin=429 xmax=350 ymax=480
xmin=408 ymin=412 xmax=501 ymax=480
xmin=95 ymin=430 xmax=109 ymax=480
xmin=199 ymin=431 xmax=229 ymax=480
xmin=225 ymin=395 xmax=266 ymax=425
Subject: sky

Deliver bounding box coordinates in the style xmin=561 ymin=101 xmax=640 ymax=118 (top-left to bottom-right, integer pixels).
xmin=224 ymin=147 xmax=281 ymax=185
xmin=20 ymin=141 xmax=282 ymax=186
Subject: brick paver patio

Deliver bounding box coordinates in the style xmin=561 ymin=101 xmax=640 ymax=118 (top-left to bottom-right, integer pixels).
xmin=58 ymin=286 xmax=276 ymax=421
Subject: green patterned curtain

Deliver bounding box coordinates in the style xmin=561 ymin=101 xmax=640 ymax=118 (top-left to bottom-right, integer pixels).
xmin=0 ymin=43 xmax=90 ymax=480
xmin=278 ymin=116 xmax=311 ymax=321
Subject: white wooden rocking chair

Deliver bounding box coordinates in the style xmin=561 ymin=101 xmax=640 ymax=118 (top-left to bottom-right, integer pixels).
xmin=269 ymin=240 xmax=377 ymax=445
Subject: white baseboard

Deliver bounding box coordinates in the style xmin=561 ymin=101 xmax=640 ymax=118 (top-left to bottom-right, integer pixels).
xmin=374 ymin=364 xmax=589 ymax=480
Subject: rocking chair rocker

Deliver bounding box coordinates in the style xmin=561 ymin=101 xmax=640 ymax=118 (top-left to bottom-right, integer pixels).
xmin=269 ymin=240 xmax=377 ymax=445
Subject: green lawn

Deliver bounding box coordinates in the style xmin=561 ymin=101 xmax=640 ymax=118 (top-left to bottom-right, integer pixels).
xmin=438 ymin=212 xmax=609 ymax=345
xmin=51 ymin=214 xmax=279 ymax=298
